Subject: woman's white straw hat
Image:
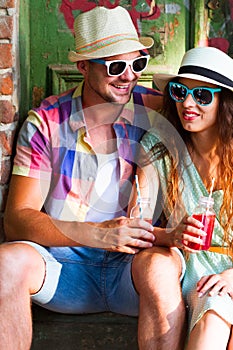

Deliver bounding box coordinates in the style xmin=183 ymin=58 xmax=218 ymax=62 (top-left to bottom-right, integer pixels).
xmin=153 ymin=46 xmax=233 ymax=92
xmin=68 ymin=6 xmax=154 ymax=62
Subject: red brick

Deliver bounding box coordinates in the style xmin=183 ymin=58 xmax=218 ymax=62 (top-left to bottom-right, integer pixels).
xmin=0 ymin=100 xmax=15 ymax=123
xmin=0 ymin=129 xmax=16 ymax=156
xmin=0 ymin=16 xmax=13 ymax=39
xmin=0 ymin=43 xmax=12 ymax=68
xmin=0 ymin=157 xmax=12 ymax=183
xmin=0 ymin=0 xmax=15 ymax=8
xmin=0 ymin=74 xmax=13 ymax=94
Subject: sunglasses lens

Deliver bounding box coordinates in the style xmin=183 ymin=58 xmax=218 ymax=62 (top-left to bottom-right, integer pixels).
xmin=169 ymin=83 xmax=215 ymax=106
xmin=193 ymin=88 xmax=213 ymax=105
xmin=132 ymin=57 xmax=148 ymax=72
xmin=170 ymin=83 xmax=187 ymax=102
xmin=109 ymin=61 xmax=127 ymax=75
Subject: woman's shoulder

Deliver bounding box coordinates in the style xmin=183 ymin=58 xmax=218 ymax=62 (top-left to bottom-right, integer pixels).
xmin=141 ymin=127 xmax=162 ymax=152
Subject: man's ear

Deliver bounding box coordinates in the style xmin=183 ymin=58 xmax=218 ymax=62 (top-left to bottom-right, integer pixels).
xmin=77 ymin=60 xmax=88 ymax=74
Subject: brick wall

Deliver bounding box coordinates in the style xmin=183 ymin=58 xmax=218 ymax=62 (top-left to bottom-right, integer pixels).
xmin=0 ymin=0 xmax=19 ymax=242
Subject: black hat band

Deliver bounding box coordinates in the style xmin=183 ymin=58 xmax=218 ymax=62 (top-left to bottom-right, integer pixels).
xmin=179 ymin=65 xmax=233 ymax=88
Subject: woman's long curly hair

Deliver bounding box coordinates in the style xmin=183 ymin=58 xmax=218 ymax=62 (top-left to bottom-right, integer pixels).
xmin=149 ymin=81 xmax=233 ymax=247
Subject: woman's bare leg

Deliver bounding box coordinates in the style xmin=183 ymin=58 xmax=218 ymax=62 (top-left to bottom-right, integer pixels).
xmin=186 ymin=310 xmax=231 ymax=350
xmin=227 ymin=326 xmax=233 ymax=350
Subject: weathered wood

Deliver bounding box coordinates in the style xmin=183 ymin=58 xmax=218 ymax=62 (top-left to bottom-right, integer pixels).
xmin=32 ymin=305 xmax=138 ymax=350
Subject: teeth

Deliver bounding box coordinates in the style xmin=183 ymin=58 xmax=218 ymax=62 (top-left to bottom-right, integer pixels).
xmin=114 ymin=85 xmax=127 ymax=89
xmin=185 ymin=113 xmax=196 ymax=118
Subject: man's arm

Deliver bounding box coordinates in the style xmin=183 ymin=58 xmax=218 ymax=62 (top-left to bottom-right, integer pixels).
xmin=4 ymin=175 xmax=156 ymax=254
xmin=4 ymin=175 xmax=77 ymax=246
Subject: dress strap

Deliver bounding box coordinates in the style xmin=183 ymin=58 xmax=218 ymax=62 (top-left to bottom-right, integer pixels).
xmin=208 ymin=246 xmax=233 ymax=259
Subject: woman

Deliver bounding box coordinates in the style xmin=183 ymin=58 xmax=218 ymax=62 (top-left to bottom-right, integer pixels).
xmin=132 ymin=46 xmax=233 ymax=349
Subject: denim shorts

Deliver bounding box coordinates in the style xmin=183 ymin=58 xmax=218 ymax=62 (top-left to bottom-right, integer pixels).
xmin=20 ymin=241 xmax=185 ymax=316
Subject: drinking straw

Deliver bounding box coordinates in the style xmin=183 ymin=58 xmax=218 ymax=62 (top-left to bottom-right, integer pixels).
xmin=209 ymin=177 xmax=215 ymax=200
xmin=207 ymin=177 xmax=215 ymax=212
xmin=135 ymin=174 xmax=143 ymax=218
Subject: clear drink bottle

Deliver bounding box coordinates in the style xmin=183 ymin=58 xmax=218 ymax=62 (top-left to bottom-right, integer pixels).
xmin=187 ymin=196 xmax=216 ymax=250
xmin=130 ymin=198 xmax=153 ymax=224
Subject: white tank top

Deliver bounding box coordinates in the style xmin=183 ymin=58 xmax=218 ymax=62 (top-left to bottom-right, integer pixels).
xmin=86 ymin=151 xmax=123 ymax=222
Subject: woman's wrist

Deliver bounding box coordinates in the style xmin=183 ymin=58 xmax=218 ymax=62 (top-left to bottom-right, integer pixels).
xmin=153 ymin=227 xmax=173 ymax=247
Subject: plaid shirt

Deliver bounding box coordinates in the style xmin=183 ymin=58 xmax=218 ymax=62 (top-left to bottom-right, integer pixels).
xmin=13 ymin=82 xmax=161 ymax=221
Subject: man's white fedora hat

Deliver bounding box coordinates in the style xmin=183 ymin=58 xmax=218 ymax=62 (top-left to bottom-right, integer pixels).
xmin=153 ymin=46 xmax=233 ymax=92
xmin=68 ymin=6 xmax=154 ymax=62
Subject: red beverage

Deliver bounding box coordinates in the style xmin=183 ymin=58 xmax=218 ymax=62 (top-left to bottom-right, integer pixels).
xmin=187 ymin=214 xmax=216 ymax=250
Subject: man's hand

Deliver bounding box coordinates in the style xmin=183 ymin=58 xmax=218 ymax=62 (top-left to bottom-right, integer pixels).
xmin=78 ymin=217 xmax=155 ymax=254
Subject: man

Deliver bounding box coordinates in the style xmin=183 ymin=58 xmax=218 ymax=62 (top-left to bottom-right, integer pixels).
xmin=0 ymin=6 xmax=186 ymax=349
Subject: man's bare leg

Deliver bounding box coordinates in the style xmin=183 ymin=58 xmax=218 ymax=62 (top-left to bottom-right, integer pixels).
xmin=132 ymin=247 xmax=186 ymax=350
xmin=0 ymin=243 xmax=46 ymax=350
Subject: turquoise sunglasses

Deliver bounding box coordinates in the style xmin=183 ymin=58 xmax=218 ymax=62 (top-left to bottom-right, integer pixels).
xmin=169 ymin=82 xmax=221 ymax=106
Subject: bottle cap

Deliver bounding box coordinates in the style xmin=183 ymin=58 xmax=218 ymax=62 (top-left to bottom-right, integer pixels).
xmin=199 ymin=196 xmax=214 ymax=206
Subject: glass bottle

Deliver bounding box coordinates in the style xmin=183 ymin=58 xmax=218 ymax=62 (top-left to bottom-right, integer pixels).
xmin=130 ymin=198 xmax=153 ymax=224
xmin=187 ymin=196 xmax=216 ymax=250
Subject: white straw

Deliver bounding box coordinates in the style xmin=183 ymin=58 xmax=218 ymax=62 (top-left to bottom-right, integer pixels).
xmin=135 ymin=174 xmax=143 ymax=218
xmin=207 ymin=177 xmax=215 ymax=212
xmin=209 ymin=177 xmax=215 ymax=200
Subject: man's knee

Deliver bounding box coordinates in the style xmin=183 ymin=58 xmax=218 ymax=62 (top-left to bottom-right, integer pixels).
xmin=0 ymin=242 xmax=33 ymax=267
xmin=132 ymin=247 xmax=182 ymax=291
xmin=0 ymin=242 xmax=45 ymax=294
xmin=134 ymin=246 xmax=181 ymax=273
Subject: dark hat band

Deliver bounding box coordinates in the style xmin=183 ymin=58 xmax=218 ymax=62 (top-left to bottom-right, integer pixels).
xmin=179 ymin=65 xmax=233 ymax=88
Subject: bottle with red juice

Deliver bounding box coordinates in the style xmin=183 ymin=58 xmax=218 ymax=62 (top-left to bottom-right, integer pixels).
xmin=187 ymin=196 xmax=216 ymax=250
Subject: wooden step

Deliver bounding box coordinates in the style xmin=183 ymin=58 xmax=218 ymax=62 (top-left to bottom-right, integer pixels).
xmin=32 ymin=304 xmax=138 ymax=349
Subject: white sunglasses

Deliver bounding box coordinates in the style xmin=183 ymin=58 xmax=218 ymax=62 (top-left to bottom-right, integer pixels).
xmin=89 ymin=55 xmax=150 ymax=76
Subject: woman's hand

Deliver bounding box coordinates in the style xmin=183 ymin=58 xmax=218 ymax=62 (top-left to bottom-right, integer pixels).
xmin=170 ymin=215 xmax=207 ymax=252
xmin=196 ymin=269 xmax=233 ymax=298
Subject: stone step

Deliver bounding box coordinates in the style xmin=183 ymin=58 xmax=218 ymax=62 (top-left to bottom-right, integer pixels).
xmin=32 ymin=305 xmax=138 ymax=349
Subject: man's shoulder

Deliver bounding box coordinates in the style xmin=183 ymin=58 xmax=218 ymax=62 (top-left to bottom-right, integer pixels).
xmin=27 ymin=87 xmax=79 ymax=127
xmin=133 ymin=84 xmax=163 ymax=111
xmin=37 ymin=87 xmax=77 ymax=111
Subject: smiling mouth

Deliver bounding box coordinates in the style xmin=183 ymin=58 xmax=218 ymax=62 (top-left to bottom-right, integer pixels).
xmin=112 ymin=84 xmax=130 ymax=90
xmin=183 ymin=111 xmax=199 ymax=120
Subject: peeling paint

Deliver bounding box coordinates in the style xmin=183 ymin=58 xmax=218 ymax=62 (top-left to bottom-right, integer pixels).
xmin=32 ymin=87 xmax=44 ymax=108
xmin=165 ymin=3 xmax=181 ymax=14
xmin=42 ymin=52 xmax=50 ymax=59
xmin=59 ymin=0 xmax=161 ymax=35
